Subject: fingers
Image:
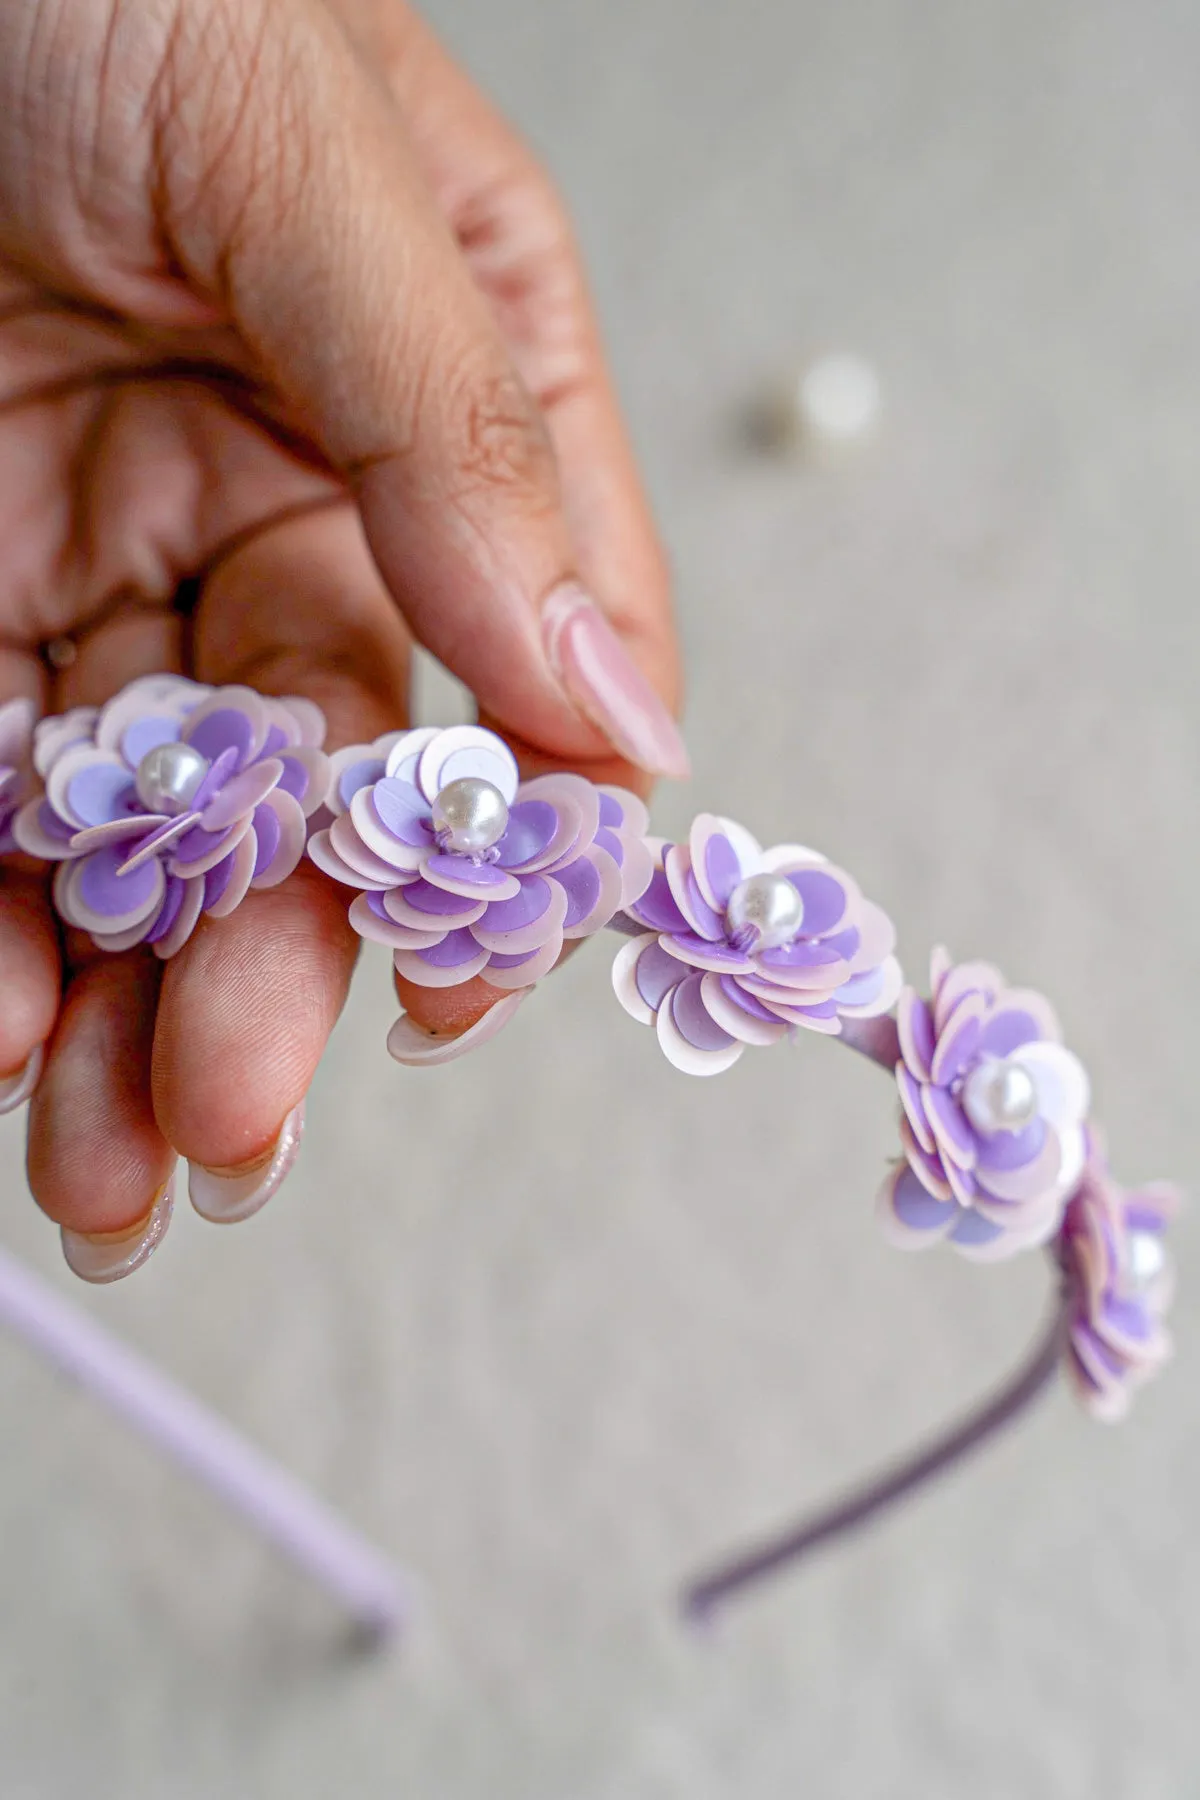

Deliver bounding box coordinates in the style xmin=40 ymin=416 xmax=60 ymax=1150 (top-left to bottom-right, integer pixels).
xmin=130 ymin=0 xmax=685 ymax=775
xmin=344 ymin=1 xmax=681 ymax=723
xmin=26 ymin=952 xmax=174 ymax=1240
xmin=0 ymin=871 xmax=59 ymax=1100
xmin=150 ymin=506 xmax=399 ymax=1188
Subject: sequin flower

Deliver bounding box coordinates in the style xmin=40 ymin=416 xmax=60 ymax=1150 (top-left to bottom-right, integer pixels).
xmin=878 ymin=949 xmax=1091 ymax=1260
xmin=611 ymin=813 xmax=903 ymax=1075
xmin=308 ymin=724 xmax=654 ymax=990
xmin=1058 ymin=1143 xmax=1177 ymax=1421
xmin=0 ymin=696 xmax=36 ymax=855
xmin=13 ymin=675 xmax=329 ymax=955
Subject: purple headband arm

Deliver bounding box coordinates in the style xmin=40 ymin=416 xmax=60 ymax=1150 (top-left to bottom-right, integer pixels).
xmin=682 ymin=1280 xmax=1069 ymax=1620
xmin=606 ymin=917 xmax=1070 ymax=1620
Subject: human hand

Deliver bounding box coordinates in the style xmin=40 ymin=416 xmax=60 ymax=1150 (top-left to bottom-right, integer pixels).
xmin=0 ymin=0 xmax=685 ymax=1266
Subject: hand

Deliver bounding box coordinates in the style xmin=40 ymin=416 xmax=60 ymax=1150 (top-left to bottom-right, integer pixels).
xmin=0 ymin=0 xmax=685 ymax=1257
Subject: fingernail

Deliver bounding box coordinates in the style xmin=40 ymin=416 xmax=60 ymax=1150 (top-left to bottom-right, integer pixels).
xmin=542 ymin=582 xmax=690 ymax=779
xmin=0 ymin=1044 xmax=45 ymax=1116
xmin=61 ymin=1176 xmax=174 ymax=1285
xmin=188 ymin=1102 xmax=305 ymax=1224
xmin=387 ymin=991 xmax=527 ymax=1066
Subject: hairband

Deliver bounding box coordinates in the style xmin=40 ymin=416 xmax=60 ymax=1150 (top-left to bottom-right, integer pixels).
xmin=2 ymin=677 xmax=1179 ymax=1616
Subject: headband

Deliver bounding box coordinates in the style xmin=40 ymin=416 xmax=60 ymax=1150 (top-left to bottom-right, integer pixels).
xmin=1 ymin=677 xmax=1179 ymax=1616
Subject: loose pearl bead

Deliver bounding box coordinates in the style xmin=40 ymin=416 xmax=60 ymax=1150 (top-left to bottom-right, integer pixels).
xmin=134 ymin=741 xmax=210 ymax=815
xmin=431 ymin=777 xmax=509 ymax=854
xmin=961 ymin=1057 xmax=1039 ymax=1136
xmin=788 ymin=353 xmax=882 ymax=457
xmin=725 ymin=872 xmax=805 ymax=951
xmin=1127 ymin=1230 xmax=1166 ymax=1291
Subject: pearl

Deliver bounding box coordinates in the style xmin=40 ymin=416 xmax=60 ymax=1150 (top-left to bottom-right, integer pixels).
xmin=134 ymin=741 xmax=210 ymax=815
xmin=764 ymin=352 xmax=882 ymax=460
xmin=431 ymin=777 xmax=509 ymax=855
xmin=961 ymin=1057 xmax=1039 ymax=1136
xmin=725 ymin=872 xmax=805 ymax=951
xmin=1127 ymin=1230 xmax=1166 ymax=1291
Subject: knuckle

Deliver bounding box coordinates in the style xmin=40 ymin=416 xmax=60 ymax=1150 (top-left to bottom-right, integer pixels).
xmin=455 ymin=159 xmax=593 ymax=405
xmin=443 ymin=353 xmax=558 ymax=509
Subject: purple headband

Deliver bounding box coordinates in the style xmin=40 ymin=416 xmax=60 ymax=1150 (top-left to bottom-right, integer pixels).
xmin=4 ymin=679 xmax=1180 ymax=1615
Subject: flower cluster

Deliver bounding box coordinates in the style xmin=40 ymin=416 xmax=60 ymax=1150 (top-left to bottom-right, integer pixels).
xmin=12 ymin=675 xmax=329 ymax=955
xmin=877 ymin=949 xmax=1091 ymax=1260
xmin=0 ymin=696 xmax=36 ymax=856
xmin=308 ymin=724 xmax=654 ymax=990
xmin=611 ymin=813 xmax=901 ymax=1075
xmin=1058 ymin=1141 xmax=1177 ymax=1420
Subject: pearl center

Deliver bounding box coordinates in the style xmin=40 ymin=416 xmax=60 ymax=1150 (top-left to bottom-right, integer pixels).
xmin=725 ymin=872 xmax=805 ymax=952
xmin=431 ymin=776 xmax=509 ymax=856
xmin=134 ymin=740 xmax=210 ymax=815
xmin=1127 ymin=1230 xmax=1166 ymax=1291
xmin=961 ymin=1056 xmax=1039 ymax=1136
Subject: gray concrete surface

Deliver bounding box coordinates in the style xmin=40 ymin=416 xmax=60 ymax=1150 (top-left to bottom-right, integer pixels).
xmin=2 ymin=2 xmax=1198 ymax=1794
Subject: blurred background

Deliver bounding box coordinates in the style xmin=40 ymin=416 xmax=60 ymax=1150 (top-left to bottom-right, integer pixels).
xmin=2 ymin=0 xmax=1198 ymax=1794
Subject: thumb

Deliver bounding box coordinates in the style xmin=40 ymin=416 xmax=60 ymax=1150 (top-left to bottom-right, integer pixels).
xmin=3 ymin=0 xmax=686 ymax=777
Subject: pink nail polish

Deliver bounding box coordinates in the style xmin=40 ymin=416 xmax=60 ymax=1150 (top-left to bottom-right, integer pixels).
xmin=0 ymin=1044 xmax=44 ymax=1116
xmin=542 ymin=582 xmax=690 ymax=779
xmin=61 ymin=1177 xmax=174 ymax=1285
xmin=188 ymin=1103 xmax=305 ymax=1224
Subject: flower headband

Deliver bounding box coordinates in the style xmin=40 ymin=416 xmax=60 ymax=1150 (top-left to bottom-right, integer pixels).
xmin=2 ymin=678 xmax=1180 ymax=1614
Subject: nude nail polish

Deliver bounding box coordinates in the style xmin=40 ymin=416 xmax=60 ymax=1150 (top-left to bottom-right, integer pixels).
xmin=0 ymin=1044 xmax=44 ymax=1116
xmin=188 ymin=1103 xmax=305 ymax=1224
xmin=61 ymin=1177 xmax=174 ymax=1285
xmin=542 ymin=582 xmax=690 ymax=779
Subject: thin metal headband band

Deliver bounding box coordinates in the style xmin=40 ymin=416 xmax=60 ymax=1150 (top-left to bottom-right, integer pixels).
xmin=0 ymin=679 xmax=1179 ymax=1620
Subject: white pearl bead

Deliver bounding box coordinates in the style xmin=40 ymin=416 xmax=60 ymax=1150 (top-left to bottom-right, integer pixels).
xmin=1127 ymin=1230 xmax=1166 ymax=1291
xmin=793 ymin=353 xmax=882 ymax=456
xmin=725 ymin=872 xmax=805 ymax=951
xmin=134 ymin=741 xmax=210 ymax=815
xmin=961 ymin=1057 xmax=1039 ymax=1136
xmin=431 ymin=777 xmax=509 ymax=854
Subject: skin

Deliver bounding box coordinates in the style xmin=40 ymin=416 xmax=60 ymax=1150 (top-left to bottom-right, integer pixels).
xmin=0 ymin=0 xmax=681 ymax=1236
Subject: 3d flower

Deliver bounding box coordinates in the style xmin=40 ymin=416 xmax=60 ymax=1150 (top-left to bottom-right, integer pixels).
xmin=877 ymin=948 xmax=1091 ymax=1260
xmin=1058 ymin=1142 xmax=1177 ymax=1421
xmin=307 ymin=724 xmax=654 ymax=989
xmin=13 ymin=674 xmax=329 ymax=955
xmin=611 ymin=813 xmax=902 ymax=1075
xmin=0 ymin=696 xmax=37 ymax=855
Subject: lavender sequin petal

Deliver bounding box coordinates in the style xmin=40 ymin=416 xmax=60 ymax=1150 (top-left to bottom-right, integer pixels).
xmin=57 ymin=755 xmax=137 ymax=829
xmin=248 ymin=790 xmax=307 ymax=887
xmin=627 ymin=865 xmax=689 ymax=934
xmin=120 ymin=715 xmax=183 ymax=767
xmin=897 ymin=989 xmax=936 ymax=1082
xmin=784 ymin=866 xmax=852 ymax=937
xmin=184 ymin=706 xmax=258 ymax=771
xmin=929 ymin=992 xmax=986 ymax=1086
xmin=372 ymin=778 xmax=435 ymax=846
xmin=394 ymin=930 xmax=492 ymax=989
xmin=495 ymin=800 xmax=559 ymax=869
xmin=656 ymin=977 xmax=743 ymax=1075
xmin=199 ymin=759 xmax=284 ymax=833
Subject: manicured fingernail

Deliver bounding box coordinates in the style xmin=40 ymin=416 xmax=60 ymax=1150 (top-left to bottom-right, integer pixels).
xmin=542 ymin=582 xmax=690 ymax=779
xmin=61 ymin=1176 xmax=174 ymax=1285
xmin=188 ymin=1102 xmax=305 ymax=1224
xmin=387 ymin=991 xmax=527 ymax=1066
xmin=0 ymin=1044 xmax=45 ymax=1115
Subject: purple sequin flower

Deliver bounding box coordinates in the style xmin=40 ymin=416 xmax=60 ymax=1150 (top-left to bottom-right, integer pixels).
xmin=878 ymin=948 xmax=1091 ymax=1260
xmin=308 ymin=724 xmax=655 ymax=989
xmin=13 ymin=675 xmax=330 ymax=955
xmin=1058 ymin=1142 xmax=1177 ymax=1421
xmin=611 ymin=813 xmax=902 ymax=1075
xmin=0 ymin=696 xmax=36 ymax=855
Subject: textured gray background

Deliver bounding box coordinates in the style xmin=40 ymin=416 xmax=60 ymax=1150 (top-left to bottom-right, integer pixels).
xmin=2 ymin=2 xmax=1198 ymax=1794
